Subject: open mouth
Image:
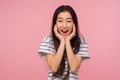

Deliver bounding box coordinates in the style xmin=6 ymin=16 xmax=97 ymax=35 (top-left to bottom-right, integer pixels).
xmin=61 ymin=29 xmax=69 ymax=33
xmin=60 ymin=29 xmax=69 ymax=36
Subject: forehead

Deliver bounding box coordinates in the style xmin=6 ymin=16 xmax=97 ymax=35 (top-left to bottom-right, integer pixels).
xmin=57 ymin=11 xmax=72 ymax=19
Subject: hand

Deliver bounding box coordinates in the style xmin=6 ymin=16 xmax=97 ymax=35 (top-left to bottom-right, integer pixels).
xmin=66 ymin=24 xmax=76 ymax=41
xmin=54 ymin=25 xmax=65 ymax=42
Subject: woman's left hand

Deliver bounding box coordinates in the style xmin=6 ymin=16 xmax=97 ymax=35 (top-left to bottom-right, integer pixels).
xmin=66 ymin=24 xmax=76 ymax=41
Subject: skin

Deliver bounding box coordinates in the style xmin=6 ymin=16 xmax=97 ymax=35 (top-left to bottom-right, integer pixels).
xmin=46 ymin=11 xmax=82 ymax=73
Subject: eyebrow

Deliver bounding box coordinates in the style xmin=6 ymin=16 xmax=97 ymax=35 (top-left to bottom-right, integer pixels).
xmin=57 ymin=17 xmax=72 ymax=20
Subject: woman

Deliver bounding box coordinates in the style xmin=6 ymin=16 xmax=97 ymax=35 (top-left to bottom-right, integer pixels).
xmin=38 ymin=5 xmax=90 ymax=80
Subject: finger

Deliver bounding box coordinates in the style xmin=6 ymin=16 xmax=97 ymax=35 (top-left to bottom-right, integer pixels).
xmin=71 ymin=24 xmax=75 ymax=34
xmin=73 ymin=24 xmax=76 ymax=36
xmin=54 ymin=24 xmax=56 ymax=32
xmin=73 ymin=24 xmax=76 ymax=32
xmin=54 ymin=25 xmax=60 ymax=37
xmin=54 ymin=25 xmax=58 ymax=34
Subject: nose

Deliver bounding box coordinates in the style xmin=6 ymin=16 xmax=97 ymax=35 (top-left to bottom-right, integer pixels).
xmin=63 ymin=21 xmax=67 ymax=28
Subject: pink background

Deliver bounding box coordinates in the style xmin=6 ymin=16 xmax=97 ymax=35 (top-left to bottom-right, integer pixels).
xmin=0 ymin=0 xmax=120 ymax=80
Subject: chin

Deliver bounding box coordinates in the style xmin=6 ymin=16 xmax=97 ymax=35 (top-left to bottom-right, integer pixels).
xmin=62 ymin=35 xmax=68 ymax=39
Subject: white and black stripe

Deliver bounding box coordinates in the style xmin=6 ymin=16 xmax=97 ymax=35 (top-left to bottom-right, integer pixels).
xmin=38 ymin=35 xmax=90 ymax=80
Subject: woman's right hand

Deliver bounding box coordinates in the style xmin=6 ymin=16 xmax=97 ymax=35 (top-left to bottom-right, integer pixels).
xmin=54 ymin=25 xmax=65 ymax=42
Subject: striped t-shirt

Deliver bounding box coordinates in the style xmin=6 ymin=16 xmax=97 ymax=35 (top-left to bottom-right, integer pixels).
xmin=38 ymin=35 xmax=90 ymax=80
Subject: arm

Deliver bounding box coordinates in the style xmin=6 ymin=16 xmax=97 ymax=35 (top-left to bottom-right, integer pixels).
xmin=46 ymin=25 xmax=65 ymax=72
xmin=65 ymin=24 xmax=82 ymax=72
xmin=46 ymin=40 xmax=65 ymax=72
xmin=66 ymin=41 xmax=82 ymax=72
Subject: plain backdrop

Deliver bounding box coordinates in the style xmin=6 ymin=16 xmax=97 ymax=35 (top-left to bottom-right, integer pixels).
xmin=0 ymin=0 xmax=120 ymax=80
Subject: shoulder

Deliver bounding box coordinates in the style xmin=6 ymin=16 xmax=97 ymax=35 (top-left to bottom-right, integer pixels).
xmin=42 ymin=35 xmax=53 ymax=42
xmin=79 ymin=34 xmax=87 ymax=44
xmin=42 ymin=35 xmax=54 ymax=46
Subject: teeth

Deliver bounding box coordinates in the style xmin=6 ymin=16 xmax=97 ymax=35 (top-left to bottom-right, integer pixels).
xmin=61 ymin=29 xmax=68 ymax=33
xmin=62 ymin=30 xmax=67 ymax=31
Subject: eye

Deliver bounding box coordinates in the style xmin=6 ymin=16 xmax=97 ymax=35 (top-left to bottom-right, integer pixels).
xmin=67 ymin=19 xmax=72 ymax=23
xmin=67 ymin=20 xmax=72 ymax=23
xmin=57 ymin=19 xmax=63 ymax=22
xmin=58 ymin=20 xmax=62 ymax=22
xmin=67 ymin=20 xmax=72 ymax=22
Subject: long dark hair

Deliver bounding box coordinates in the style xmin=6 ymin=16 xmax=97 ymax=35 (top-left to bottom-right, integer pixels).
xmin=51 ymin=5 xmax=81 ymax=79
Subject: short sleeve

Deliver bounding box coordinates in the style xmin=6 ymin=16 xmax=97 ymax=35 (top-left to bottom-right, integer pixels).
xmin=75 ymin=37 xmax=90 ymax=59
xmin=38 ymin=36 xmax=56 ymax=60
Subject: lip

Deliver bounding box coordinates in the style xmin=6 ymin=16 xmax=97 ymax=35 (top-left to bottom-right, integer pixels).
xmin=60 ymin=29 xmax=69 ymax=36
xmin=61 ymin=29 xmax=68 ymax=33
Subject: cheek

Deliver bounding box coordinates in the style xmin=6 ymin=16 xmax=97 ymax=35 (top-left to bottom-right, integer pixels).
xmin=66 ymin=23 xmax=73 ymax=29
xmin=69 ymin=28 xmax=73 ymax=33
xmin=56 ymin=25 xmax=61 ymax=32
xmin=56 ymin=22 xmax=62 ymax=27
xmin=68 ymin=26 xmax=73 ymax=34
xmin=67 ymin=24 xmax=73 ymax=30
xmin=67 ymin=23 xmax=72 ymax=27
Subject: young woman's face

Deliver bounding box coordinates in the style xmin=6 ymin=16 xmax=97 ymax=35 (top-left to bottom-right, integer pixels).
xmin=56 ymin=11 xmax=74 ymax=38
